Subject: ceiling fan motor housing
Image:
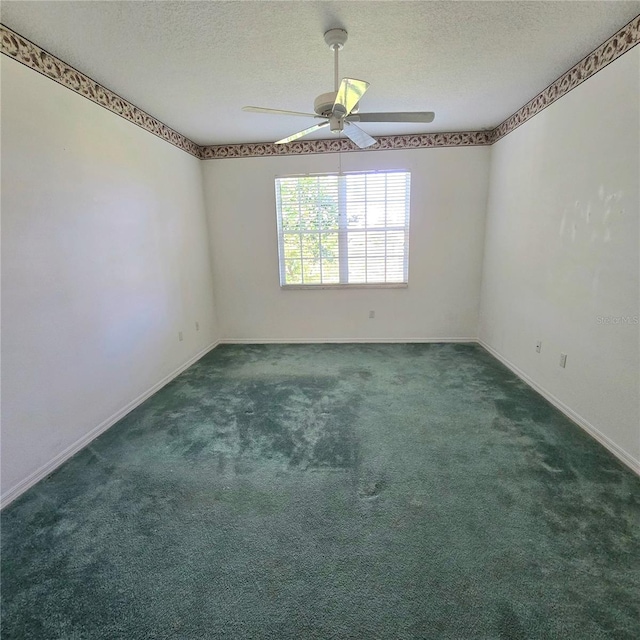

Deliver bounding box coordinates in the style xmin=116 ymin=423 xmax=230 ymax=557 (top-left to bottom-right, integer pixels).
xmin=314 ymin=92 xmax=360 ymax=118
xmin=314 ymin=91 xmax=338 ymax=118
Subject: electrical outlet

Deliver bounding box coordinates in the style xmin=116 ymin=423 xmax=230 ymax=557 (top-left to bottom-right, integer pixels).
xmin=178 ymin=332 xmax=183 ymax=342
xmin=369 ymin=310 xmax=375 ymax=319
xmin=536 ymin=341 xmax=542 ymax=353
xmin=559 ymin=353 xmax=567 ymax=368
xmin=195 ymin=321 xmax=200 ymax=331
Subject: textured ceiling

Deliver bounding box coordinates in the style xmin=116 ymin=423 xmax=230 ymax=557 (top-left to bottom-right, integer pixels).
xmin=2 ymin=1 xmax=639 ymax=146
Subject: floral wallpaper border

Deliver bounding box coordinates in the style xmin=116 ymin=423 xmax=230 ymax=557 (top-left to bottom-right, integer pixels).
xmin=490 ymin=14 xmax=640 ymax=143
xmin=200 ymin=131 xmax=492 ymax=159
xmin=0 ymin=24 xmax=201 ymax=158
xmin=2 ymin=14 xmax=639 ymax=159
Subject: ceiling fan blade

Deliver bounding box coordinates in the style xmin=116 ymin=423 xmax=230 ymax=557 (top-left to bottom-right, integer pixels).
xmin=275 ymin=121 xmax=330 ymax=145
xmin=343 ymin=122 xmax=377 ymax=149
xmin=243 ymin=106 xmax=319 ymax=118
xmin=333 ymin=78 xmax=369 ymax=117
xmin=348 ymin=111 xmax=436 ymax=123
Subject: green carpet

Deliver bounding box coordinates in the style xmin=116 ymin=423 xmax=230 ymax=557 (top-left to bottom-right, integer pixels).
xmin=2 ymin=343 xmax=639 ymax=639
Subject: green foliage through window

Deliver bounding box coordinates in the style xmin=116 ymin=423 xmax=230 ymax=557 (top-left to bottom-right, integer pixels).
xmin=275 ymin=171 xmax=410 ymax=286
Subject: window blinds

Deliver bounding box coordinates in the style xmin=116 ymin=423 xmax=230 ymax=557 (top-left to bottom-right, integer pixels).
xmin=275 ymin=171 xmax=411 ymax=287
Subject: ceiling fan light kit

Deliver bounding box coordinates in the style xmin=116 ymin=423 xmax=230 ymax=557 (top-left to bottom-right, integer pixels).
xmin=242 ymin=28 xmax=435 ymax=149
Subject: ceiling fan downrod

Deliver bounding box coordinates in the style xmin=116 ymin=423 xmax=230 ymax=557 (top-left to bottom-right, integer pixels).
xmin=324 ymin=28 xmax=348 ymax=93
xmin=324 ymin=29 xmax=348 ymax=134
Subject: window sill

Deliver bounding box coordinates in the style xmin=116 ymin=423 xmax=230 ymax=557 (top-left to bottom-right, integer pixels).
xmin=280 ymin=283 xmax=408 ymax=290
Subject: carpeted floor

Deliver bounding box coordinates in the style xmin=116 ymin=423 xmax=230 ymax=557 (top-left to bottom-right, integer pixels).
xmin=2 ymin=343 xmax=639 ymax=639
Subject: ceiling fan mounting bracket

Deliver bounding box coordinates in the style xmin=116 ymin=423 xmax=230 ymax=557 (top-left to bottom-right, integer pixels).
xmin=324 ymin=28 xmax=348 ymax=50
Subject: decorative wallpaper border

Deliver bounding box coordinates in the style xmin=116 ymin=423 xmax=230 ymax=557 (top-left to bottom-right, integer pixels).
xmin=2 ymin=14 xmax=639 ymax=158
xmin=0 ymin=24 xmax=201 ymax=158
xmin=200 ymin=131 xmax=492 ymax=159
xmin=491 ymin=14 xmax=640 ymax=143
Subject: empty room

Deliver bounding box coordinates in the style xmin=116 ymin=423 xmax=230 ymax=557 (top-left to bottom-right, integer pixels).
xmin=1 ymin=1 xmax=639 ymax=638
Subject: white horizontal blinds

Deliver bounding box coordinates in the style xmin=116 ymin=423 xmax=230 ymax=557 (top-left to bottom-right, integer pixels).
xmin=276 ymin=175 xmax=340 ymax=285
xmin=344 ymin=171 xmax=410 ymax=284
xmin=276 ymin=171 xmax=410 ymax=286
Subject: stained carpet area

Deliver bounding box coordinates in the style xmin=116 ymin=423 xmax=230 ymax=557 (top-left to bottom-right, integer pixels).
xmin=2 ymin=343 xmax=639 ymax=639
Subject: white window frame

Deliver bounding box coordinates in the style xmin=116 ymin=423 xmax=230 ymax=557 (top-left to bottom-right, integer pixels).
xmin=275 ymin=170 xmax=411 ymax=289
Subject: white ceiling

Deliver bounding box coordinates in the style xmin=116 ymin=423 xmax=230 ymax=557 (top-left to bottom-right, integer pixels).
xmin=2 ymin=1 xmax=639 ymax=146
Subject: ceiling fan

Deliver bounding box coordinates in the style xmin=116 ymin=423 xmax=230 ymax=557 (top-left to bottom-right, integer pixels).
xmin=242 ymin=29 xmax=435 ymax=149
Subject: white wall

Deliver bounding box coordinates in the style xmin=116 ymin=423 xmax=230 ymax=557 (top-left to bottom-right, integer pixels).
xmin=4 ymin=34 xmax=636 ymax=505
xmin=202 ymin=147 xmax=491 ymax=341
xmin=479 ymin=48 xmax=640 ymax=469
xmin=1 ymin=57 xmax=219 ymax=501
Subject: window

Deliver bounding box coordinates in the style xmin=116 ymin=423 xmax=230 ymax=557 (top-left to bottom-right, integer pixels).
xmin=275 ymin=171 xmax=411 ymax=287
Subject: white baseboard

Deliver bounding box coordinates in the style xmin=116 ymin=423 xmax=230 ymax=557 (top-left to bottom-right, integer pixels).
xmin=1 ymin=340 xmax=220 ymax=509
xmin=478 ymin=340 xmax=640 ymax=477
xmin=5 ymin=337 xmax=635 ymax=508
xmin=219 ymin=337 xmax=477 ymax=344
